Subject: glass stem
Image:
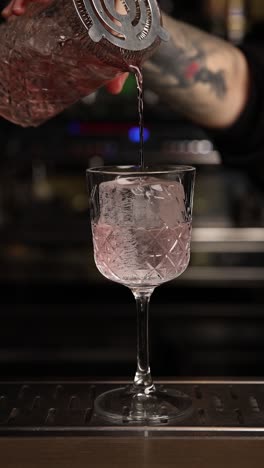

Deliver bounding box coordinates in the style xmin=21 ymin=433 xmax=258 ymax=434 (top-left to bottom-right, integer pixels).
xmin=132 ymin=288 xmax=155 ymax=395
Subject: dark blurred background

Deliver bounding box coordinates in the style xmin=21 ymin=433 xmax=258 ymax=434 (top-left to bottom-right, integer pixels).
xmin=0 ymin=0 xmax=263 ymax=380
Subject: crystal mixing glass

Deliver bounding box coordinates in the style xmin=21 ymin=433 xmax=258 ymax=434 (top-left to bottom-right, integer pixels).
xmin=0 ymin=0 xmax=168 ymax=127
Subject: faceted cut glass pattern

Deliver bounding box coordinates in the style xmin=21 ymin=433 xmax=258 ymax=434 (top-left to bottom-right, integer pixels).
xmin=92 ymin=222 xmax=191 ymax=287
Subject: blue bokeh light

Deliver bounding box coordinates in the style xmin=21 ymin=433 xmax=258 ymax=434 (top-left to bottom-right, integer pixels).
xmin=128 ymin=126 xmax=150 ymax=143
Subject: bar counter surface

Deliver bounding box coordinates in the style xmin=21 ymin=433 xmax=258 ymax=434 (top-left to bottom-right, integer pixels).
xmin=0 ymin=380 xmax=264 ymax=467
xmin=1 ymin=436 xmax=264 ymax=468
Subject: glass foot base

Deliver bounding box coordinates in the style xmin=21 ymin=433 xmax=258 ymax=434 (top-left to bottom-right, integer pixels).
xmin=95 ymin=385 xmax=193 ymax=424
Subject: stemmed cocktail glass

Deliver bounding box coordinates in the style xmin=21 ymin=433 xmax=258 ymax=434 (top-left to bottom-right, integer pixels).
xmin=86 ymin=165 xmax=195 ymax=424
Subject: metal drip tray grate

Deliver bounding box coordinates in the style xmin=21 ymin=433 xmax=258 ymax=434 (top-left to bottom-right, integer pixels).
xmin=1 ymin=380 xmax=264 ymax=436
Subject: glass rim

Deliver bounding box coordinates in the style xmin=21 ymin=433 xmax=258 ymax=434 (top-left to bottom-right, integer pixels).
xmin=86 ymin=165 xmax=196 ymax=176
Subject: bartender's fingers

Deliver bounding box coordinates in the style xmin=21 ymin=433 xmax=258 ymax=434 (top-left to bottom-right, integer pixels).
xmin=1 ymin=0 xmax=124 ymax=19
xmin=1 ymin=0 xmax=50 ymax=17
xmin=9 ymin=0 xmax=30 ymax=15
xmin=1 ymin=0 xmax=16 ymax=17
xmin=106 ymin=73 xmax=129 ymax=95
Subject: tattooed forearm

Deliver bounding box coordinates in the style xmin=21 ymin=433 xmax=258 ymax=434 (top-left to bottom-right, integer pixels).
xmin=148 ymin=33 xmax=227 ymax=98
xmin=143 ymin=13 xmax=249 ymax=128
xmin=194 ymin=69 xmax=226 ymax=98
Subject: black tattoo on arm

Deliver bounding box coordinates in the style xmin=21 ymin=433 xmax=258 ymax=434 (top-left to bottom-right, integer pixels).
xmin=143 ymin=16 xmax=249 ymax=127
xmin=149 ymin=32 xmax=227 ymax=99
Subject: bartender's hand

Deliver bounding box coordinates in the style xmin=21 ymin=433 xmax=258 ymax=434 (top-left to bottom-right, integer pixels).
xmin=1 ymin=0 xmax=50 ymax=17
xmin=106 ymin=73 xmax=129 ymax=95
